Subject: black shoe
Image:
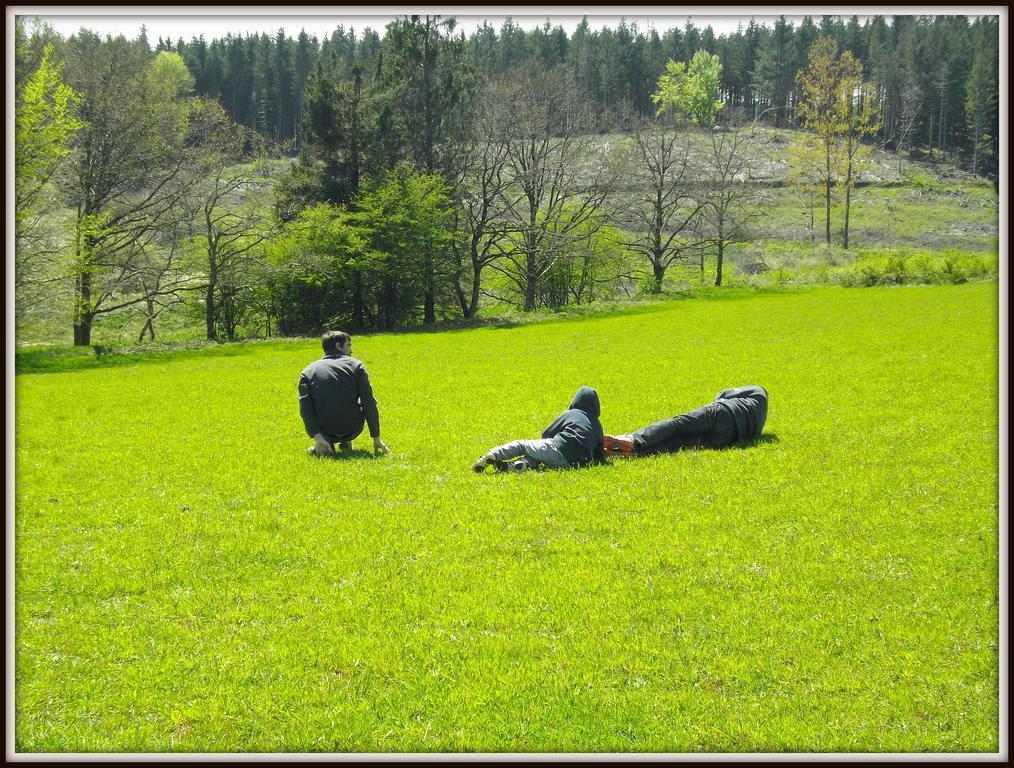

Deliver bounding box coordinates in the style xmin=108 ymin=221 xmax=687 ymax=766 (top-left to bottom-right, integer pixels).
xmin=473 ymin=457 xmax=490 ymax=473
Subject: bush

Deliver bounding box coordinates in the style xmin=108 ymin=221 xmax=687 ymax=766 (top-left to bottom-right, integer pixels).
xmin=830 ymin=248 xmax=998 ymax=287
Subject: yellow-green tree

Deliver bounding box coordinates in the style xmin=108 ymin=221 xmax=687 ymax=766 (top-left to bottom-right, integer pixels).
xmin=15 ymin=41 xmax=84 ymax=319
xmin=838 ymin=79 xmax=881 ymax=249
xmin=794 ymin=37 xmax=849 ymax=245
xmin=795 ymin=38 xmax=881 ymax=249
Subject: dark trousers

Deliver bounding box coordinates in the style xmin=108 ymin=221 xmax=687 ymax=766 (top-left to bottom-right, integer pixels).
xmin=632 ymin=402 xmax=738 ymax=455
xmin=324 ymin=418 xmax=365 ymax=447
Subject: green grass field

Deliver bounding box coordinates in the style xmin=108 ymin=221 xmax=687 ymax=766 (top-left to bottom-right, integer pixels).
xmin=14 ymin=283 xmax=999 ymax=752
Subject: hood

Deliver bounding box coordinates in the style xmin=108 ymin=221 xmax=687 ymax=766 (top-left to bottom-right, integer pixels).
xmin=568 ymin=386 xmax=600 ymax=418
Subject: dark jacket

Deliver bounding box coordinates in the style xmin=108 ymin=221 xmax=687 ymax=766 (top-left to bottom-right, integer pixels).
xmin=541 ymin=386 xmax=605 ymax=467
xmin=715 ymin=385 xmax=768 ymax=441
xmin=298 ymin=351 xmax=380 ymax=443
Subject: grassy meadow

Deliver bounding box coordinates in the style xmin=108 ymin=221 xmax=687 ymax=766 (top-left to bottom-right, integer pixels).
xmin=14 ymin=282 xmax=999 ymax=752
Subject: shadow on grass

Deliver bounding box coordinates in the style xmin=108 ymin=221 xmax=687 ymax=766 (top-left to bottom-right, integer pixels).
xmin=726 ymin=433 xmax=780 ymax=450
xmin=306 ymin=449 xmax=383 ymax=462
xmin=16 ymin=287 xmax=817 ymax=375
xmin=15 ymin=340 xmax=291 ymax=375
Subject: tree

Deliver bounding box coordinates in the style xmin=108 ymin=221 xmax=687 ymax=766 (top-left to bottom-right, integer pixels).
xmin=187 ymin=102 xmax=275 ymax=339
xmin=837 ymin=79 xmax=882 ymax=249
xmin=652 ymin=50 xmax=724 ymax=126
xmin=488 ymin=64 xmax=617 ymax=311
xmin=380 ymin=15 xmax=472 ymax=322
xmin=619 ymin=120 xmax=703 ymax=291
xmin=751 ymin=16 xmax=795 ymax=126
xmin=794 ymin=37 xmax=852 ymax=245
xmin=353 ymin=166 xmax=455 ymax=328
xmin=700 ymin=115 xmax=760 ymax=284
xmin=964 ymin=19 xmax=999 ymax=177
xmin=896 ymin=67 xmax=924 ymax=174
xmin=381 ymin=15 xmax=472 ymax=175
xmin=267 ymin=203 xmax=368 ymax=334
xmin=447 ymin=82 xmax=512 ymax=318
xmin=63 ymin=38 xmax=208 ymax=345
xmin=14 ymin=41 xmax=85 ymax=320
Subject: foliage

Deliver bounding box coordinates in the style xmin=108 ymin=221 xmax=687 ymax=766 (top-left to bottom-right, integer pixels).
xmin=268 ymin=166 xmax=454 ymax=333
xmin=380 ymin=15 xmax=474 ymax=175
xmin=14 ymin=43 xmax=84 ymax=239
xmin=14 ymin=42 xmax=85 ymax=322
xmin=793 ymin=37 xmax=882 ymax=247
xmin=266 ymin=203 xmax=368 ymax=334
xmin=15 ymin=284 xmax=999 ymax=751
xmin=651 ymin=51 xmax=724 ymax=126
xmin=830 ymin=249 xmax=997 ymax=286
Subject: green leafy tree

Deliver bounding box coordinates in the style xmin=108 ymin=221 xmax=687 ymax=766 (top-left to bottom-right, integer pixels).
xmin=354 ymin=165 xmax=455 ymax=327
xmin=651 ymin=50 xmax=723 ymax=126
xmin=267 ymin=203 xmax=368 ymax=334
xmin=794 ymin=37 xmax=881 ymax=249
xmin=15 ymin=42 xmax=84 ymax=319
xmin=381 ymin=15 xmax=472 ymax=175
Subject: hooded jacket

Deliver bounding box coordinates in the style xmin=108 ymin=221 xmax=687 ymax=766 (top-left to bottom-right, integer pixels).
xmin=540 ymin=386 xmax=605 ymax=467
xmin=714 ymin=385 xmax=768 ymax=441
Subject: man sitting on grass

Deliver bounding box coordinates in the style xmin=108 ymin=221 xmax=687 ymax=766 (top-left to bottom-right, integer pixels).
xmin=604 ymin=385 xmax=768 ymax=457
xmin=298 ymin=330 xmax=389 ymax=456
xmin=474 ymin=386 xmax=604 ymax=473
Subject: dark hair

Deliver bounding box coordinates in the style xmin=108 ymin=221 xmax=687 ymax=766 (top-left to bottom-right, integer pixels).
xmin=321 ymin=330 xmax=351 ymax=353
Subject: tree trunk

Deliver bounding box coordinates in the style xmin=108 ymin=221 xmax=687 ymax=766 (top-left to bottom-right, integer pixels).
xmin=843 ymin=184 xmax=852 ymax=249
xmin=714 ymin=240 xmax=724 ymax=287
xmin=423 ymin=285 xmax=435 ymax=324
xmin=73 ymin=269 xmax=93 ymax=347
xmin=972 ymin=123 xmax=980 ymax=175
xmin=466 ymin=263 xmax=481 ymax=319
xmin=205 ymin=274 xmax=217 ymax=340
xmin=651 ymin=260 xmax=666 ymax=292
xmin=139 ymin=298 xmax=156 ymax=343
xmin=824 ymin=175 xmax=832 ymax=245
xmin=523 ymin=234 xmax=538 ymax=311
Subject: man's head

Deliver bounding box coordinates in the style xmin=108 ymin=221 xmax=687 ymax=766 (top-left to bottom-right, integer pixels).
xmin=321 ymin=330 xmax=352 ymax=355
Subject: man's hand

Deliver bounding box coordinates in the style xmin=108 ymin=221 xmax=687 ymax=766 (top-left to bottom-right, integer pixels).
xmin=314 ymin=433 xmax=335 ymax=456
xmin=373 ymin=436 xmax=390 ymax=455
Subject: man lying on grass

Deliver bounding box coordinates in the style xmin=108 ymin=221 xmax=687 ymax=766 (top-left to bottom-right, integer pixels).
xmin=604 ymin=385 xmax=768 ymax=457
xmin=299 ymin=330 xmax=390 ymax=456
xmin=474 ymin=386 xmax=605 ymax=473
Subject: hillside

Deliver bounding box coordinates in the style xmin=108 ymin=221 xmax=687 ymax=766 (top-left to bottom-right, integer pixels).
xmin=15 ymin=128 xmax=999 ymax=348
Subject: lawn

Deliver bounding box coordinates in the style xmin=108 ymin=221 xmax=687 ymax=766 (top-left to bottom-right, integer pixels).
xmin=14 ymin=282 xmax=1000 ymax=752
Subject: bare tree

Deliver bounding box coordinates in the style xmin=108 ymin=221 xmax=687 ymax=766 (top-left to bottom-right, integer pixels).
xmin=447 ymin=83 xmax=512 ymax=319
xmin=131 ymin=216 xmax=194 ymax=342
xmin=619 ymin=119 xmax=704 ymax=292
xmin=699 ymin=116 xmax=761 ymax=286
xmin=488 ymin=64 xmax=618 ymax=311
